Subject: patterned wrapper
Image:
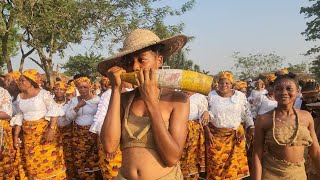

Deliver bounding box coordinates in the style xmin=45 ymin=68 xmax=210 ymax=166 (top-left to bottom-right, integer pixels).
xmin=120 ymin=69 xmax=213 ymax=95
xmin=72 ymin=124 xmax=100 ymax=179
xmin=22 ymin=119 xmax=67 ymax=179
xmin=205 ymin=124 xmax=250 ymax=180
xmin=59 ymin=124 xmax=76 ymax=178
xmin=98 ymin=139 xmax=122 ymax=179
xmin=180 ymin=120 xmax=205 ymax=179
xmin=0 ymin=120 xmax=26 ymax=179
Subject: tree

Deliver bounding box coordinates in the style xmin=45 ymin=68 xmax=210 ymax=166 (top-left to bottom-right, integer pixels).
xmin=6 ymin=0 xmax=195 ymax=86
xmin=0 ymin=1 xmax=20 ymax=72
xmin=310 ymin=55 xmax=320 ymax=80
xmin=232 ymin=52 xmax=285 ymax=79
xmin=286 ymin=62 xmax=309 ymax=74
xmin=300 ymin=1 xmax=320 ymax=55
xmin=149 ymin=16 xmax=209 ymax=73
xmin=62 ymin=52 xmax=103 ymax=78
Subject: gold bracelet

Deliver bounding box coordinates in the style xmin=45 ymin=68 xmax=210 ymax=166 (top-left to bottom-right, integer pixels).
xmin=49 ymin=125 xmax=57 ymax=132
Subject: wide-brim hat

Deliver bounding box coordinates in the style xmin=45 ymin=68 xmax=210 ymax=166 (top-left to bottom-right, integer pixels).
xmin=98 ymin=29 xmax=188 ymax=76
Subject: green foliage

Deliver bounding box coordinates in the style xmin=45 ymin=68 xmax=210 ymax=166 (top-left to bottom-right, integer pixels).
xmin=165 ymin=50 xmax=208 ymax=73
xmin=300 ymin=0 xmax=320 ymax=55
xmin=11 ymin=0 xmax=195 ymax=85
xmin=310 ymin=55 xmax=320 ymax=81
xmin=149 ymin=12 xmax=208 ymax=73
xmin=232 ymin=52 xmax=285 ymax=79
xmin=0 ymin=1 xmax=20 ymax=71
xmin=62 ymin=52 xmax=103 ymax=77
xmin=286 ymin=62 xmax=309 ymax=74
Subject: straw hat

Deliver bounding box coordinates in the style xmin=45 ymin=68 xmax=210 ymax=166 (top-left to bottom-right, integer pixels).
xmin=98 ymin=29 xmax=188 ymax=76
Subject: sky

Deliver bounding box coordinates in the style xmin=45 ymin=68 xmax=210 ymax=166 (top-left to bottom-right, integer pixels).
xmin=13 ymin=0 xmax=317 ymax=75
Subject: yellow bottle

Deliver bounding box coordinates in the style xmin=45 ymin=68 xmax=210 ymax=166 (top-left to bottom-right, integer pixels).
xmin=120 ymin=69 xmax=213 ymax=95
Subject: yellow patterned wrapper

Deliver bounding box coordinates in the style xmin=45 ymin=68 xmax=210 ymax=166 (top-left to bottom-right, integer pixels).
xmin=120 ymin=69 xmax=213 ymax=95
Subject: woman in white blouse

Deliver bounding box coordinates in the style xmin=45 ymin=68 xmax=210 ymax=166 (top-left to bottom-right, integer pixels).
xmin=65 ymin=76 xmax=101 ymax=179
xmin=53 ymin=81 xmax=76 ymax=178
xmin=205 ymin=71 xmax=254 ymax=180
xmin=251 ymin=75 xmax=278 ymax=119
xmin=12 ymin=69 xmax=66 ymax=179
xmin=180 ymin=92 xmax=208 ymax=179
xmin=248 ymin=79 xmax=268 ymax=103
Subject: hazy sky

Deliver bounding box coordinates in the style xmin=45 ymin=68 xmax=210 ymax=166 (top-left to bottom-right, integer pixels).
xmin=13 ymin=0 xmax=317 ymax=75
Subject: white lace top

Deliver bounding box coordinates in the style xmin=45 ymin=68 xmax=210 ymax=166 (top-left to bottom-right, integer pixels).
xmin=56 ymin=102 xmax=71 ymax=127
xmin=189 ymin=93 xmax=208 ymax=121
xmin=11 ymin=90 xmax=65 ymax=126
xmin=248 ymin=89 xmax=268 ymax=101
xmin=208 ymin=90 xmax=254 ymax=129
xmin=0 ymin=87 xmax=12 ymax=117
xmin=251 ymin=94 xmax=277 ymax=118
xmin=65 ymin=96 xmax=100 ymax=126
xmin=90 ymin=89 xmax=111 ymax=134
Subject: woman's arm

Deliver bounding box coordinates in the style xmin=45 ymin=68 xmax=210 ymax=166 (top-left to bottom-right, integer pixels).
xmin=13 ymin=125 xmax=22 ymax=150
xmin=252 ymin=115 xmax=265 ymax=180
xmin=45 ymin=117 xmax=58 ymax=142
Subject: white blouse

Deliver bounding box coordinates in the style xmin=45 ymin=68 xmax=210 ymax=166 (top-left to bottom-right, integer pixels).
xmin=0 ymin=87 xmax=12 ymax=117
xmin=251 ymin=94 xmax=277 ymax=118
xmin=248 ymin=89 xmax=268 ymax=101
xmin=208 ymin=90 xmax=254 ymax=129
xmin=11 ymin=90 xmax=64 ymax=126
xmin=56 ymin=102 xmax=71 ymax=127
xmin=90 ymin=89 xmax=111 ymax=135
xmin=65 ymin=96 xmax=100 ymax=126
xmin=189 ymin=93 xmax=208 ymax=121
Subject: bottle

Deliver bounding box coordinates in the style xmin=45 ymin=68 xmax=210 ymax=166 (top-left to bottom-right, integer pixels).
xmin=120 ymin=69 xmax=213 ymax=95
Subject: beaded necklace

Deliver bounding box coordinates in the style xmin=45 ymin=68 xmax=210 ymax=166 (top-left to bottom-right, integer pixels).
xmin=272 ymin=108 xmax=299 ymax=146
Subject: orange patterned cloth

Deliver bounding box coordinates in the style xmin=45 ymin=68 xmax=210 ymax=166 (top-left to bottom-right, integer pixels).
xmin=22 ymin=119 xmax=67 ymax=179
xmin=74 ymin=77 xmax=91 ymax=87
xmin=100 ymin=77 xmax=110 ymax=86
xmin=54 ymin=81 xmax=67 ymax=90
xmin=277 ymin=68 xmax=289 ymax=75
xmin=205 ymin=124 xmax=250 ymax=180
xmin=66 ymin=85 xmax=76 ymax=94
xmin=266 ymin=74 xmax=277 ymax=83
xmin=59 ymin=124 xmax=76 ymax=178
xmin=98 ymin=139 xmax=122 ymax=179
xmin=0 ymin=120 xmax=26 ymax=179
xmin=218 ymin=71 xmax=234 ymax=83
xmin=5 ymin=71 xmax=21 ymax=83
xmin=233 ymin=81 xmax=247 ymax=90
xmin=22 ymin=69 xmax=42 ymax=85
xmin=72 ymin=124 xmax=101 ymax=179
xmin=180 ymin=120 xmax=205 ymax=179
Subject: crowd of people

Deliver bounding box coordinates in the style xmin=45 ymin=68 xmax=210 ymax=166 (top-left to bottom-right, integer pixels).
xmin=0 ymin=28 xmax=320 ymax=180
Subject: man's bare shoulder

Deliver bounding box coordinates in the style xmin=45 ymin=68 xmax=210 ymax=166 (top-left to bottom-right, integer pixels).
xmin=163 ymin=90 xmax=189 ymax=104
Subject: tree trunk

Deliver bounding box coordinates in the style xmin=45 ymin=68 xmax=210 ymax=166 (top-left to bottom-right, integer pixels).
xmin=1 ymin=34 xmax=13 ymax=72
xmin=35 ymin=48 xmax=55 ymax=89
xmin=19 ymin=47 xmax=35 ymax=72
